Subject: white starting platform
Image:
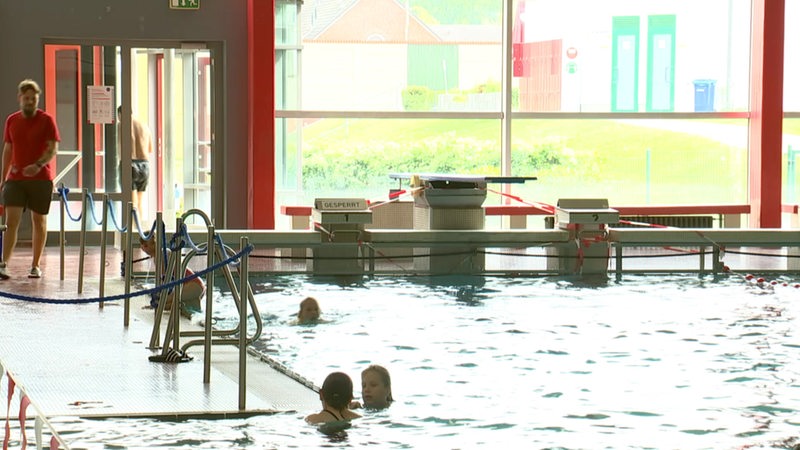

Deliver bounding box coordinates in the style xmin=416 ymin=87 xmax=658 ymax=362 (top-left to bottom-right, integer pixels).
xmin=388 ymin=173 xmax=537 ymax=273
xmin=547 ymin=199 xmax=620 ymax=275
xmin=311 ymin=198 xmax=372 ymax=274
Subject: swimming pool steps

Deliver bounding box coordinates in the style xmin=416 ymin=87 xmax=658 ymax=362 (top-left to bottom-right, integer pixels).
xmin=0 ymin=246 xmax=319 ymax=449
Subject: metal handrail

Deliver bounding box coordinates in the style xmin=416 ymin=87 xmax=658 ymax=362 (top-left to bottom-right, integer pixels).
xmin=54 ymin=193 xmax=257 ymax=407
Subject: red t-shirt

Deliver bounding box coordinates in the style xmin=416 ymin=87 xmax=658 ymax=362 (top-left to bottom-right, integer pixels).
xmin=3 ymin=109 xmax=60 ymax=181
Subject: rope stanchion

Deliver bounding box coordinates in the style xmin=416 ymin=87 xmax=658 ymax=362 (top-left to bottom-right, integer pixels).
xmin=99 ymin=193 xmax=109 ymax=309
xmin=58 ymin=185 xmax=66 ymax=281
xmin=78 ymin=189 xmax=88 ymax=294
xmin=57 ymin=185 xmax=82 ymax=222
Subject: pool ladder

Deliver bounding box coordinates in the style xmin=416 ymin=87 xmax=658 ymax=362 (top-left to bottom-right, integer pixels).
xmin=143 ymin=209 xmax=260 ymax=409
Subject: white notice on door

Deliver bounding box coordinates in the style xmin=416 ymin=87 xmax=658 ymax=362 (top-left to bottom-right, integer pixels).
xmin=87 ymin=86 xmax=115 ymax=124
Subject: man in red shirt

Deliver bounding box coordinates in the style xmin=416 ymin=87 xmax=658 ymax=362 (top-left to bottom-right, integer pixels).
xmin=0 ymin=79 xmax=60 ymax=279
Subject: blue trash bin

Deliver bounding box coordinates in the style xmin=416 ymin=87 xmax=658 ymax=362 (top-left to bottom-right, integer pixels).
xmin=693 ymin=79 xmax=716 ymax=112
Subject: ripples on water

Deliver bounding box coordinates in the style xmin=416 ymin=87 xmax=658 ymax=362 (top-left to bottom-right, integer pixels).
xmin=28 ymin=275 xmax=800 ymax=448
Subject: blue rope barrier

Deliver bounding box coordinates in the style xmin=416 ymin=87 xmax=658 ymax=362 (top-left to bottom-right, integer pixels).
xmin=180 ymin=223 xmax=207 ymax=254
xmin=57 ymin=185 xmax=82 ymax=222
xmin=214 ymin=233 xmax=239 ymax=268
xmin=0 ymin=244 xmax=254 ymax=304
xmin=132 ymin=210 xmax=157 ymax=242
xmin=106 ymin=198 xmax=127 ymax=232
xmin=85 ymin=192 xmax=105 ymax=226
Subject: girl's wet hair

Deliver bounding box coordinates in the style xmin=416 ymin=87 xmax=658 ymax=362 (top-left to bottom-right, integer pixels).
xmin=321 ymin=372 xmax=353 ymax=409
xmin=362 ymin=364 xmax=394 ymax=403
xmin=297 ymin=296 xmax=320 ymax=318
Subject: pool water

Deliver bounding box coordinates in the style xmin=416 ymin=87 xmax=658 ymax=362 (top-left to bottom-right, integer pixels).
xmin=45 ymin=274 xmax=800 ymax=448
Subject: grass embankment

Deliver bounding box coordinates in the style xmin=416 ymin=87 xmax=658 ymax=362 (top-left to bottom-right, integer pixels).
xmin=298 ymin=118 xmax=748 ymax=206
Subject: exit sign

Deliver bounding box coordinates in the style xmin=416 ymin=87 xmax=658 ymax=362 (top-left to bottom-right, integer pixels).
xmin=170 ymin=0 xmax=199 ymax=9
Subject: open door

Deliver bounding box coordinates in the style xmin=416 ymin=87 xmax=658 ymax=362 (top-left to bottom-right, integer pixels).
xmin=44 ymin=42 xmax=215 ymax=231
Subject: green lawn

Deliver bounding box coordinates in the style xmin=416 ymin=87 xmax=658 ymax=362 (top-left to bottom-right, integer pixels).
xmin=296 ymin=118 xmax=752 ymax=205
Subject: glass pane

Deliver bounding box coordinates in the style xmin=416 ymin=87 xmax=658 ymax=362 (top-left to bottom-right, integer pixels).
xmin=510 ymin=118 xmax=749 ymax=212
xmin=131 ymin=48 xmax=213 ymax=226
xmin=512 ymin=0 xmax=751 ymax=112
xmin=785 ymin=1 xmax=800 ymax=111
xmin=276 ymin=49 xmax=299 ymax=110
xmin=297 ymin=0 xmax=503 ymax=112
xmin=276 ymin=1 xmax=300 ymax=46
xmin=275 ymin=117 xmax=500 ymax=228
xmin=784 ymin=118 xmax=800 ymax=205
xmin=44 ymin=44 xmax=123 ymax=231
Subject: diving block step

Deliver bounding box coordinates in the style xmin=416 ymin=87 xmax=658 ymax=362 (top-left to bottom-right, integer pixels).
xmin=555 ymin=198 xmax=619 ymax=226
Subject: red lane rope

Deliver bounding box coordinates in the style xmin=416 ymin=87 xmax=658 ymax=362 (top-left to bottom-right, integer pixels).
xmin=369 ymin=186 xmax=425 ymax=210
xmin=484 ymin=188 xmax=556 ymax=214
xmin=4 ymin=374 xmax=14 ymax=450
xmin=18 ymin=396 xmax=29 ymax=449
xmin=618 ymin=218 xmax=670 ymax=229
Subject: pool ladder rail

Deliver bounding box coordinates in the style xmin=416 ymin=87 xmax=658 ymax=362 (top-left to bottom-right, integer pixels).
xmin=127 ymin=208 xmax=262 ymax=410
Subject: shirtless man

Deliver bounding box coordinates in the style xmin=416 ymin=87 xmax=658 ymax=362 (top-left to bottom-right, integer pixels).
xmin=117 ymin=106 xmax=153 ymax=221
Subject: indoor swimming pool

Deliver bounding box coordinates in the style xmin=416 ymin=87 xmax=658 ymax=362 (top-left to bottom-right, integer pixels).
xmin=23 ymin=274 xmax=800 ymax=449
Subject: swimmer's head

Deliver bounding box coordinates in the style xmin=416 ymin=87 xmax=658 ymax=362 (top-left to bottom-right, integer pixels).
xmin=320 ymin=372 xmax=353 ymax=409
xmin=298 ymin=296 xmax=321 ymax=323
xmin=361 ymin=364 xmax=393 ymax=409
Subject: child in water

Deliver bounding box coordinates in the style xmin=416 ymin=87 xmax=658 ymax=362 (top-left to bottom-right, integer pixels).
xmin=305 ymin=372 xmax=361 ymax=424
xmin=296 ymin=296 xmax=321 ymax=324
xmin=140 ymin=236 xmax=205 ymax=318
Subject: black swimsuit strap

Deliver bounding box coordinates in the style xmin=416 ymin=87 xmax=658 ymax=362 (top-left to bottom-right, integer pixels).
xmin=323 ymin=408 xmax=343 ymax=421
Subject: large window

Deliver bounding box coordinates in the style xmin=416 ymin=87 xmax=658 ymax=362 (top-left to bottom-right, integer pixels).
xmin=276 ymin=0 xmax=754 ymax=229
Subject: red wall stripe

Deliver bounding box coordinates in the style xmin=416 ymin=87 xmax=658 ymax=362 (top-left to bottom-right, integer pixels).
xmin=247 ymin=0 xmax=276 ymax=229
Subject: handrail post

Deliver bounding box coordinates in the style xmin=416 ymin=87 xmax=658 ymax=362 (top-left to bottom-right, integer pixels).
xmin=77 ymin=188 xmax=88 ymax=294
xmin=238 ymin=236 xmax=249 ymax=410
xmin=59 ymin=190 xmax=65 ymax=281
xmin=148 ymin=212 xmax=164 ymax=346
xmin=171 ymin=217 xmax=184 ymax=351
xmin=99 ymin=194 xmax=109 ymax=309
xmin=203 ymin=224 xmax=215 ymax=383
xmin=123 ymin=202 xmax=134 ymax=327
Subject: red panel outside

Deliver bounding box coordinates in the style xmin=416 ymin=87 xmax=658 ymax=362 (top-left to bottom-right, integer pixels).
xmin=748 ymin=0 xmax=785 ymax=227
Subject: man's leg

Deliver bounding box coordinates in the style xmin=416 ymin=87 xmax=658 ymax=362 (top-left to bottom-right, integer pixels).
xmin=2 ymin=206 xmax=23 ymax=264
xmin=30 ymin=211 xmax=47 ymax=269
xmin=134 ymin=189 xmax=145 ymax=217
xmin=132 ymin=189 xmax=147 ymax=227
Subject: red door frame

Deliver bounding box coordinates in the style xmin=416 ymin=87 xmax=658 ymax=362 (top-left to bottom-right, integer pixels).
xmin=44 ymin=44 xmax=82 ymax=185
xmin=156 ymin=53 xmax=164 ymax=212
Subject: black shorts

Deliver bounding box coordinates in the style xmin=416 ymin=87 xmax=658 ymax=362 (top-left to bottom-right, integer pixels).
xmin=1 ymin=180 xmax=54 ymax=215
xmin=132 ymin=160 xmax=150 ymax=191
